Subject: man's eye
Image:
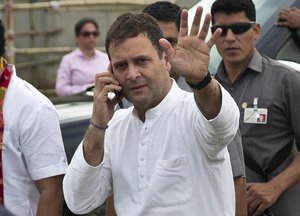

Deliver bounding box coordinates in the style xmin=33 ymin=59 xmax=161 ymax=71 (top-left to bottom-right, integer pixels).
xmin=114 ymin=63 xmax=126 ymax=71
xmin=137 ymin=58 xmax=147 ymax=64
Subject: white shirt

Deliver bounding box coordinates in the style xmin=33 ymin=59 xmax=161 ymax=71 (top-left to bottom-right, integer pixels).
xmin=3 ymin=66 xmax=68 ymax=216
xmin=64 ymin=81 xmax=239 ymax=216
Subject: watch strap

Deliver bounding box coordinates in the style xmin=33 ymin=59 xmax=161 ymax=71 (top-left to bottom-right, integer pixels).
xmin=186 ymin=72 xmax=212 ymax=90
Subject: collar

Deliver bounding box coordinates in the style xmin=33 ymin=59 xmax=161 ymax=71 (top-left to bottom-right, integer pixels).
xmin=132 ymin=79 xmax=191 ymax=120
xmin=74 ymin=48 xmax=96 ymax=58
xmin=215 ymin=49 xmax=263 ymax=81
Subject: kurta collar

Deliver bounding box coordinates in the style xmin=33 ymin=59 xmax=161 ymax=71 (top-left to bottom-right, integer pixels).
xmin=132 ymin=79 xmax=189 ymax=120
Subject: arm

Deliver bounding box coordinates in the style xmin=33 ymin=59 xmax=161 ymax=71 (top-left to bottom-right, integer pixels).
xmin=35 ymin=175 xmax=64 ymax=216
xmin=247 ymin=152 xmax=300 ymax=215
xmin=63 ymin=67 xmax=121 ymax=214
xmin=228 ymin=130 xmax=248 ymax=216
xmin=105 ymin=195 xmax=116 ymax=216
xmin=83 ymin=68 xmax=122 ymax=166
xmin=234 ymin=177 xmax=248 ymax=216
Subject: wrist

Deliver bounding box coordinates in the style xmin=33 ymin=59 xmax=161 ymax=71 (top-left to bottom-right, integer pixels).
xmin=186 ymin=71 xmax=212 ymax=90
xmin=90 ymin=119 xmax=108 ymax=130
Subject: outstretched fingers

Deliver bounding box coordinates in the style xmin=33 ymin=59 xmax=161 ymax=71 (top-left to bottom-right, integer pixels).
xmin=190 ymin=6 xmax=203 ymax=36
xmin=206 ymin=27 xmax=222 ymax=49
xmin=159 ymin=38 xmax=175 ymax=62
xmin=198 ymin=13 xmax=211 ymax=40
xmin=179 ymin=9 xmax=189 ymax=37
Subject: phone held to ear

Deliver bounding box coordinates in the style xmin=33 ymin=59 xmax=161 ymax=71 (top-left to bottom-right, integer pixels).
xmin=107 ymin=91 xmax=124 ymax=109
xmin=115 ymin=91 xmax=124 ymax=109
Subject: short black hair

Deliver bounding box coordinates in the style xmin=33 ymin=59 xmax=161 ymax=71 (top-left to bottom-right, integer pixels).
xmin=211 ymin=0 xmax=256 ymax=25
xmin=74 ymin=18 xmax=99 ymax=37
xmin=143 ymin=1 xmax=182 ymax=32
xmin=105 ymin=12 xmax=164 ymax=60
xmin=0 ymin=20 xmax=5 ymax=57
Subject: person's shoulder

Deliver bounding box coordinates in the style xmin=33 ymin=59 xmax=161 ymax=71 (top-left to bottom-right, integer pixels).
xmin=262 ymin=56 xmax=299 ymax=74
xmin=62 ymin=48 xmax=80 ymax=60
xmin=11 ymin=75 xmax=55 ymax=110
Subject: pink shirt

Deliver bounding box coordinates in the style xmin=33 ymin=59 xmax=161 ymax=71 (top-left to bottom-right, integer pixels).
xmin=55 ymin=48 xmax=110 ymax=96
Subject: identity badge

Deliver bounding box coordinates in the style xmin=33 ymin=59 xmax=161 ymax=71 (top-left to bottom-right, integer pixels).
xmin=243 ymin=108 xmax=268 ymax=124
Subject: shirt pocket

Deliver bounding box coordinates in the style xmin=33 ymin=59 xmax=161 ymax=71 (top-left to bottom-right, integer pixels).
xmin=149 ymin=155 xmax=192 ymax=206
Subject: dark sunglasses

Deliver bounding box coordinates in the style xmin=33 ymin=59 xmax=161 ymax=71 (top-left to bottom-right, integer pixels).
xmin=211 ymin=22 xmax=255 ymax=37
xmin=80 ymin=31 xmax=99 ymax=37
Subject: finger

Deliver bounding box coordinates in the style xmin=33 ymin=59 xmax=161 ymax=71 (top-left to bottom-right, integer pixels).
xmin=159 ymin=38 xmax=175 ymax=62
xmin=198 ymin=13 xmax=211 ymax=40
xmin=247 ymin=182 xmax=254 ymax=190
xmin=206 ymin=27 xmax=222 ymax=49
xmin=94 ymin=73 xmax=118 ymax=92
xmin=253 ymin=204 xmax=268 ymax=216
xmin=276 ymin=21 xmax=289 ymax=27
xmin=179 ymin=9 xmax=189 ymax=37
xmin=94 ymin=83 xmax=122 ymax=103
xmin=248 ymin=197 xmax=261 ymax=214
xmin=190 ymin=6 xmax=203 ymax=36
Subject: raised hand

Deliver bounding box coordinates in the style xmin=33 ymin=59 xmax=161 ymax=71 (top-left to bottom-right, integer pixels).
xmin=159 ymin=6 xmax=221 ymax=84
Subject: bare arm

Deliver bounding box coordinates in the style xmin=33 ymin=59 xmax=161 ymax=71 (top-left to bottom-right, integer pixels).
xmin=35 ymin=175 xmax=64 ymax=216
xmin=105 ymin=195 xmax=117 ymax=216
xmin=234 ymin=177 xmax=248 ymax=216
xmin=247 ymin=152 xmax=300 ymax=215
xmin=83 ymin=69 xmax=122 ymax=166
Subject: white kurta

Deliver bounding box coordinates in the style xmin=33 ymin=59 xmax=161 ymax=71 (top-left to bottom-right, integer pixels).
xmin=64 ymin=81 xmax=239 ymax=216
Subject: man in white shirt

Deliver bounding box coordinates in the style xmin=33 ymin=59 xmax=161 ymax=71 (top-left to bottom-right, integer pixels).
xmin=0 ymin=20 xmax=68 ymax=216
xmin=63 ymin=7 xmax=239 ymax=215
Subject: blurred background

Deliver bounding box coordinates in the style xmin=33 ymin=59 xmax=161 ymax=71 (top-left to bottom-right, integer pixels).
xmin=0 ymin=0 xmax=197 ymax=97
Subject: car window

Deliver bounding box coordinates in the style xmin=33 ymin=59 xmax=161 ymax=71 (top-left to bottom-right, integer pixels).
xmin=276 ymin=30 xmax=300 ymax=64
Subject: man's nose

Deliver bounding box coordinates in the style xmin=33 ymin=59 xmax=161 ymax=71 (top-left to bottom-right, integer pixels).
xmin=127 ymin=65 xmax=141 ymax=80
xmin=225 ymin=29 xmax=236 ymax=41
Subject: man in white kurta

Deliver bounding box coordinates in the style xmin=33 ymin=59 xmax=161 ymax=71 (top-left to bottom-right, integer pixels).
xmin=63 ymin=7 xmax=239 ymax=216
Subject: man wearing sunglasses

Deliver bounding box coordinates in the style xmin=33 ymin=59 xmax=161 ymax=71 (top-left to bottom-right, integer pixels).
xmin=55 ymin=18 xmax=110 ymax=97
xmin=212 ymin=0 xmax=300 ymax=215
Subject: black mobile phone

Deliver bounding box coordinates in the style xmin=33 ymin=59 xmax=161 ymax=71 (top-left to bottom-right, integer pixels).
xmin=110 ymin=63 xmax=124 ymax=109
xmin=115 ymin=90 xmax=124 ymax=109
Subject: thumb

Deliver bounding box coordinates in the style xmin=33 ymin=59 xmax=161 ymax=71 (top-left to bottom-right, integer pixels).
xmin=159 ymin=38 xmax=175 ymax=62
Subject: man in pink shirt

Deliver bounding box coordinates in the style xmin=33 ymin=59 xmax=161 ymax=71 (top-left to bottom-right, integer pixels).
xmin=56 ymin=18 xmax=110 ymax=97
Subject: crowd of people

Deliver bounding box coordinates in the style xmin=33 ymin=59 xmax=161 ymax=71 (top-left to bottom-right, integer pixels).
xmin=1 ymin=0 xmax=300 ymax=216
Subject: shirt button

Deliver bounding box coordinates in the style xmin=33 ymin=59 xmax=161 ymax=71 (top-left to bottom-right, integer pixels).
xmin=140 ymin=157 xmax=144 ymax=162
xmin=140 ymin=174 xmax=144 ymax=179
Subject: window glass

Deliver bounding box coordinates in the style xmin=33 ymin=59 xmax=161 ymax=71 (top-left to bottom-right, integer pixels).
xmin=276 ymin=30 xmax=300 ymax=64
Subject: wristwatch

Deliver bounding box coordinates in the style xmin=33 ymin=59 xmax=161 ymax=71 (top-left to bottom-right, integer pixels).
xmin=186 ymin=71 xmax=212 ymax=90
